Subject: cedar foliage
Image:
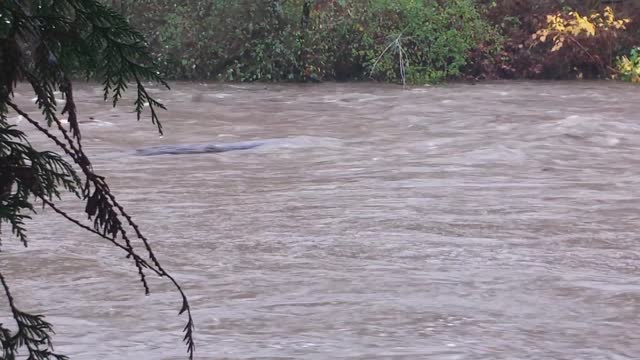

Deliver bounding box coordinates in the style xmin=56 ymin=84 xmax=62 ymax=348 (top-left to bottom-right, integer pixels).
xmin=0 ymin=1 xmax=194 ymax=359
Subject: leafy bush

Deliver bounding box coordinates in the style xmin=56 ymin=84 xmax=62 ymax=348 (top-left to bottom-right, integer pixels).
xmin=111 ymin=0 xmax=499 ymax=83
xmin=530 ymin=6 xmax=631 ymax=78
xmin=616 ymin=47 xmax=640 ymax=83
xmin=362 ymin=0 xmax=500 ymax=84
xmin=477 ymin=0 xmax=640 ymax=79
xmin=109 ymin=0 xmax=640 ymax=82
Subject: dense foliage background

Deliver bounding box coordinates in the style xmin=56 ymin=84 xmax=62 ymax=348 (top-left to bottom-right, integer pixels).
xmin=106 ymin=0 xmax=640 ymax=83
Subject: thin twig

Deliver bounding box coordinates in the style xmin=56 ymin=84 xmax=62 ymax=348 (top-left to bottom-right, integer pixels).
xmin=369 ymin=35 xmax=399 ymax=78
xmin=10 ymin=100 xmax=150 ymax=292
xmin=369 ymin=32 xmax=408 ymax=88
xmin=7 ymin=101 xmax=80 ymax=165
xmin=39 ymin=197 xmax=162 ymax=277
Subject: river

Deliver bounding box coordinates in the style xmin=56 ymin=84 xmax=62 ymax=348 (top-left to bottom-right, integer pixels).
xmin=2 ymin=81 xmax=640 ymax=359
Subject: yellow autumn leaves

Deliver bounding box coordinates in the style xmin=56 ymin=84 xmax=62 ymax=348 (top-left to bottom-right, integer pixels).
xmin=616 ymin=57 xmax=640 ymax=82
xmin=530 ymin=6 xmax=639 ymax=83
xmin=532 ymin=6 xmax=631 ymax=52
xmin=615 ymin=49 xmax=640 ymax=83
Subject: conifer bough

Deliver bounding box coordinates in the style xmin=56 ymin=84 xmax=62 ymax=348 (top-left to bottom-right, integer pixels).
xmin=0 ymin=0 xmax=195 ymax=358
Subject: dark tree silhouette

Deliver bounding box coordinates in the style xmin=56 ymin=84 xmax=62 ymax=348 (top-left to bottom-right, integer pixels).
xmin=0 ymin=1 xmax=194 ymax=359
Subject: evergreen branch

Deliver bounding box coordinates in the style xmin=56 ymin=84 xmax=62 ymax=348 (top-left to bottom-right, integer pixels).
xmin=1 ymin=1 xmax=195 ymax=357
xmin=38 ymin=197 xmax=161 ymax=276
xmin=59 ymin=78 xmax=81 ymax=141
xmin=7 ymin=99 xmax=152 ymax=325
xmin=6 ymin=101 xmax=82 ymax=167
xmin=0 ymin=271 xmax=68 ymax=360
xmin=7 ymin=93 xmax=194 ymax=360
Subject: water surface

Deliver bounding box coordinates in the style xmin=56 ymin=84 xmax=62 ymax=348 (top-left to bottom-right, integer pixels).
xmin=3 ymin=81 xmax=640 ymax=359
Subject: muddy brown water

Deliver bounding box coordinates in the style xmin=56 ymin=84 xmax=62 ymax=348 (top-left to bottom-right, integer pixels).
xmin=2 ymin=81 xmax=640 ymax=359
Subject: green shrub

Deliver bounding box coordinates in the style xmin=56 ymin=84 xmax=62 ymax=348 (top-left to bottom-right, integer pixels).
xmin=110 ymin=0 xmax=499 ymax=83
xmin=616 ymin=47 xmax=640 ymax=83
xmin=362 ymin=0 xmax=499 ymax=83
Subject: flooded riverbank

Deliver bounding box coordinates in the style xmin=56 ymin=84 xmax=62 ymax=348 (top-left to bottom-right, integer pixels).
xmin=3 ymin=81 xmax=640 ymax=359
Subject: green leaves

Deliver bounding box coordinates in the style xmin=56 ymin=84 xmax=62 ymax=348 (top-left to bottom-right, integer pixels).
xmin=115 ymin=0 xmax=497 ymax=84
xmin=0 ymin=8 xmax=14 ymax=39
xmin=366 ymin=0 xmax=497 ymax=84
xmin=615 ymin=46 xmax=640 ymax=83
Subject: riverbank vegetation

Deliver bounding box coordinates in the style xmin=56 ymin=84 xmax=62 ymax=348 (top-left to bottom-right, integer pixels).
xmin=109 ymin=0 xmax=640 ymax=84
